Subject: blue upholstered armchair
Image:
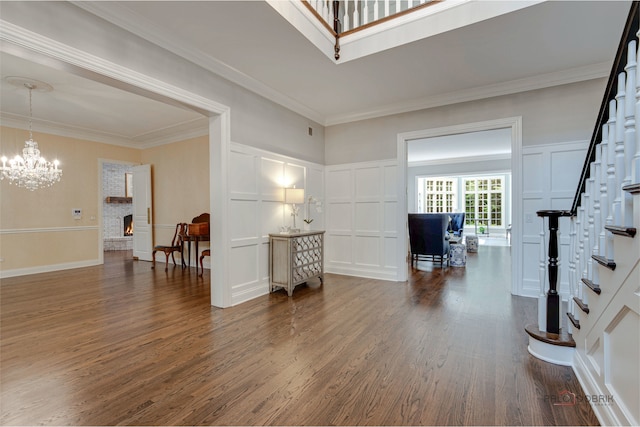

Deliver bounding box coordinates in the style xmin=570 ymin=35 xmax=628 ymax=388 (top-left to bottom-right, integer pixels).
xmin=446 ymin=212 xmax=466 ymax=237
xmin=408 ymin=213 xmax=450 ymax=267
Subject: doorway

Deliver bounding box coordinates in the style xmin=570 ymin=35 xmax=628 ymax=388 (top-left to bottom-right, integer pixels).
xmin=101 ymin=161 xmax=134 ymax=253
xmin=396 ymin=117 xmax=523 ymax=295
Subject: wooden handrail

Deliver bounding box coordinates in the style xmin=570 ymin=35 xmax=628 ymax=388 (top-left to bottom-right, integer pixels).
xmin=571 ymin=2 xmax=639 ymax=215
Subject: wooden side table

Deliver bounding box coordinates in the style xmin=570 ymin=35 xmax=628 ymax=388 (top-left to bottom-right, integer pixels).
xmin=269 ymin=230 xmax=324 ymax=296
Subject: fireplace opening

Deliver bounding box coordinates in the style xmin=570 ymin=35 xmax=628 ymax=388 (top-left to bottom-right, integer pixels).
xmin=124 ymin=214 xmax=133 ymax=236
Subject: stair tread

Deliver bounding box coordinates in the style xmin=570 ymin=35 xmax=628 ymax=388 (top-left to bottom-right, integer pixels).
xmin=592 ymin=255 xmax=616 ymax=271
xmin=622 ymin=183 xmax=640 ymax=194
xmin=582 ymin=278 xmax=602 ymax=295
xmin=573 ymin=297 xmax=590 ymax=313
xmin=605 ymin=225 xmax=637 ymax=238
xmin=525 ymin=324 xmax=576 ymax=347
xmin=567 ymin=313 xmax=581 ymax=329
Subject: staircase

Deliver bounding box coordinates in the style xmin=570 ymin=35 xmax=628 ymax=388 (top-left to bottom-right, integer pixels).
xmin=526 ymin=4 xmax=640 ymax=426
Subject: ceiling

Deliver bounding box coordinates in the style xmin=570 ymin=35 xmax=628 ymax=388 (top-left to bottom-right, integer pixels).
xmin=408 ymin=128 xmax=512 ymax=164
xmin=0 ymin=1 xmax=632 ymax=149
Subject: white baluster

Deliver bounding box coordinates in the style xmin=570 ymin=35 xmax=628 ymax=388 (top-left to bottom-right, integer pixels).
xmin=373 ymin=0 xmax=379 ymax=21
xmin=579 ymin=200 xmax=588 ymax=302
xmin=568 ymin=216 xmax=577 ymax=327
xmin=599 ymin=127 xmax=609 ymax=258
xmin=575 ymin=207 xmax=584 ymax=304
xmin=635 ymin=34 xmax=640 ymax=182
xmin=606 ymin=100 xmax=617 ymax=260
xmin=384 ymin=0 xmax=390 ymax=18
xmin=353 ymin=0 xmax=360 ymax=29
xmin=408 ymin=0 xmax=414 ymax=9
xmin=584 ymin=182 xmax=593 ymax=282
xmin=623 ymin=40 xmax=637 ymax=227
xmin=362 ymin=0 xmax=369 ymax=25
xmin=321 ymin=0 xmax=329 ymax=24
xmin=613 ymin=73 xmax=626 ymax=226
xmin=342 ymin=0 xmax=350 ymax=32
xmin=591 ymin=161 xmax=601 ymax=288
xmin=395 ymin=0 xmax=401 ymax=14
xmin=538 ymin=217 xmax=547 ymax=332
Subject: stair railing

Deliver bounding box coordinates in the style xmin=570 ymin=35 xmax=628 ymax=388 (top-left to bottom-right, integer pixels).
xmin=302 ymin=0 xmax=442 ymax=59
xmin=532 ymin=3 xmax=639 ymax=341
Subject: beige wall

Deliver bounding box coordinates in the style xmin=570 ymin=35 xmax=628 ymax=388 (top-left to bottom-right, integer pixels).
xmin=141 ymin=135 xmax=210 ymax=250
xmin=0 ymin=126 xmax=141 ymax=272
xmin=0 ymin=127 xmax=209 ymax=275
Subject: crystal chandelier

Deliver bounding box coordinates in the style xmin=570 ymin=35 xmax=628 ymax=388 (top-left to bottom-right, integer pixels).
xmin=1 ymin=78 xmax=62 ymax=191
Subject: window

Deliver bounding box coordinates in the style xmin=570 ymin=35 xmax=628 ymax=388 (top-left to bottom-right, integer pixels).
xmin=463 ymin=177 xmax=504 ymax=227
xmin=416 ymin=177 xmax=457 ymax=213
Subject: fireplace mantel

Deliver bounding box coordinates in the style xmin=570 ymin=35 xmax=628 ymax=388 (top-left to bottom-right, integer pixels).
xmin=105 ymin=196 xmax=132 ymax=203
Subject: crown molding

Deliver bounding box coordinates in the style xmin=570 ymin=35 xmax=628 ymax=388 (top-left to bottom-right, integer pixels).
xmin=0 ymin=112 xmax=209 ymax=149
xmin=408 ymin=153 xmax=511 ymax=168
xmin=72 ymin=1 xmax=326 ymax=125
xmin=325 ymin=62 xmax=609 ymax=126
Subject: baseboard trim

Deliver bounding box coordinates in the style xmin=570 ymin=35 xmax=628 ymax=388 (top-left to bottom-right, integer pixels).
xmin=325 ymin=265 xmax=399 ymax=281
xmin=573 ymin=351 xmax=630 ymax=426
xmin=0 ymin=259 xmax=101 ymax=279
xmin=232 ymin=284 xmax=269 ymax=306
xmin=527 ymin=336 xmax=574 ymax=366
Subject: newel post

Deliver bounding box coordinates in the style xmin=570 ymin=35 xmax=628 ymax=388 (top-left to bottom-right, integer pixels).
xmin=537 ymin=210 xmax=570 ymax=334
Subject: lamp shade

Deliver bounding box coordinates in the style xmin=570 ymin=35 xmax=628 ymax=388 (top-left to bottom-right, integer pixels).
xmin=285 ymin=187 xmax=304 ymax=204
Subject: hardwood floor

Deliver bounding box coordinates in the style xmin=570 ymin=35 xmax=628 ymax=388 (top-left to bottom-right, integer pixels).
xmin=0 ymin=248 xmax=598 ymax=425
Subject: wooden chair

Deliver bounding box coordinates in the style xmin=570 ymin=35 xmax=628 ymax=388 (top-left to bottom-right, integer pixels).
xmin=152 ymin=223 xmax=188 ymax=272
xmin=199 ymin=249 xmax=210 ymax=277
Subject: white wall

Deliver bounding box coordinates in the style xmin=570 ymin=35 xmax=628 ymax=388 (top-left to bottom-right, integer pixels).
xmin=521 ymin=140 xmax=589 ymax=299
xmin=228 ymin=142 xmax=324 ymax=305
xmin=325 ymin=160 xmax=399 ymax=280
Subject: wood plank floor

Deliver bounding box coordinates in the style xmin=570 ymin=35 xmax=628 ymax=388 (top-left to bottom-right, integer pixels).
xmin=0 ymin=247 xmax=598 ymax=425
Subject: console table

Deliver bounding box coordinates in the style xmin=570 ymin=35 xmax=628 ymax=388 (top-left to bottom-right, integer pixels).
xmin=269 ymin=230 xmax=324 ymax=296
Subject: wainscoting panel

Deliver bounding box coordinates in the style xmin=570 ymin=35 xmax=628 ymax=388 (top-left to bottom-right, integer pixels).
xmin=354 ymin=236 xmax=380 ymax=266
xmin=520 ymin=141 xmax=588 ymax=299
xmin=327 ymin=202 xmax=353 ymax=232
xmin=325 ymin=160 xmax=399 ymax=280
xmin=229 ymin=200 xmax=259 ymax=241
xmin=355 ymin=202 xmax=380 ymax=233
xmin=228 ymin=142 xmax=324 ymax=305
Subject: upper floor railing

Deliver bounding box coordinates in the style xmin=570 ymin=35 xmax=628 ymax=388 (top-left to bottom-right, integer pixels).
xmin=302 ymin=0 xmax=442 ymax=59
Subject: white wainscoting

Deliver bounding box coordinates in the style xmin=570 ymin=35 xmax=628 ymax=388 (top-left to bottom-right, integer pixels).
xmin=521 ymin=141 xmax=588 ymax=299
xmin=228 ymin=142 xmax=324 ymax=306
xmin=325 ymin=160 xmax=399 ymax=280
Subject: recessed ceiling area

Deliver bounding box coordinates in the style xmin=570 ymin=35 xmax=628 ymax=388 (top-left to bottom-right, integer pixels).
xmin=408 ymin=128 xmax=512 ymax=165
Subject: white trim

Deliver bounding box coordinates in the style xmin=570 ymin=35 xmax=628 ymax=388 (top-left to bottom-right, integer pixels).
xmin=397 ymin=116 xmax=523 ymax=293
xmin=0 ymin=20 xmax=228 ymax=116
xmin=0 ymin=226 xmax=98 ymax=234
xmin=326 ymin=63 xmax=608 ymax=126
xmin=0 ymin=259 xmax=101 ymax=279
xmin=573 ymin=350 xmax=627 ymax=426
xmin=408 ymin=153 xmax=511 ymax=167
xmin=527 ymin=337 xmax=574 ymax=366
xmin=0 ymin=112 xmax=209 ymax=149
xmin=70 ymin=3 xmax=326 ymax=125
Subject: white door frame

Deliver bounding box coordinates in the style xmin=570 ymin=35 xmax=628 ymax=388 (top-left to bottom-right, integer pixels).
xmin=396 ymin=116 xmax=523 ymax=296
xmin=4 ymin=23 xmax=233 ymax=307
